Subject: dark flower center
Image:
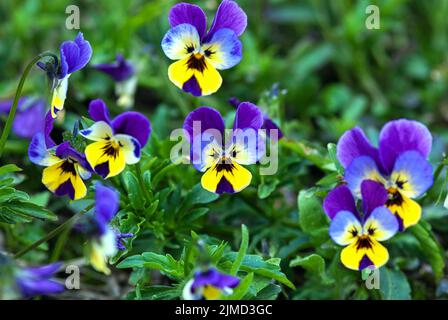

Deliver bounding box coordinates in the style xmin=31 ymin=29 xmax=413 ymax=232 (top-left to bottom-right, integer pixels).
xmin=187 ymin=54 xmax=207 ymax=73
xmin=59 ymin=158 xmax=77 ymax=175
xmin=102 ymin=141 xmax=121 ymax=158
xmin=355 ymin=235 xmax=374 ymax=250
xmin=386 ymin=188 xmax=403 ymax=206
xmin=215 ymin=157 xmax=235 ymax=174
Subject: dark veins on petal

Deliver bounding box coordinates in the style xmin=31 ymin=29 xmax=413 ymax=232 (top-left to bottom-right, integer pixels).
xmin=187 ymin=54 xmax=207 ymax=73
xmin=59 ymin=159 xmax=77 ymax=175
xmin=386 ymin=189 xmax=403 ymax=206
xmin=102 ymin=142 xmax=120 ymax=158
xmin=355 ymin=235 xmax=374 ymax=250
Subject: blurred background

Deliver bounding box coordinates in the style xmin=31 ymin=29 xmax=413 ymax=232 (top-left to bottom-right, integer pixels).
xmin=1 ymin=0 xmax=448 ymax=299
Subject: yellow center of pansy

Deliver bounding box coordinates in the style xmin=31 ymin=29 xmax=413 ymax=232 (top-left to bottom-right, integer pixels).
xmin=202 ymin=285 xmax=221 ymax=300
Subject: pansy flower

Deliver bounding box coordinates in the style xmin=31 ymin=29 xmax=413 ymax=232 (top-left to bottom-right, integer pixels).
xmin=93 ymin=55 xmax=137 ymax=109
xmin=48 ymin=32 xmax=92 ymax=118
xmin=182 ymin=268 xmax=239 ymax=300
xmin=28 ymin=117 xmax=92 ymax=200
xmin=0 ymin=97 xmax=46 ymax=139
xmin=80 ymin=182 xmax=132 ymax=275
xmin=324 ymin=180 xmax=399 ymax=271
xmin=80 ymin=99 xmax=151 ymax=178
xmin=336 ymin=119 xmax=433 ymax=230
xmin=161 ymin=0 xmax=247 ymax=96
xmin=15 ymin=263 xmax=64 ymax=298
xmin=183 ymin=102 xmax=265 ymax=194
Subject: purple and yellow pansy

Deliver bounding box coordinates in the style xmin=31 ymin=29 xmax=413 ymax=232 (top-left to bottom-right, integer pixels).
xmin=80 ymin=99 xmax=151 ymax=179
xmin=183 ymin=101 xmax=265 ymax=194
xmin=162 ymin=0 xmax=247 ymax=96
xmin=324 ymin=180 xmax=399 ymax=271
xmin=49 ymin=32 xmax=92 ymax=118
xmin=336 ymin=119 xmax=433 ymax=230
xmin=28 ymin=116 xmax=92 ymax=200
xmin=182 ymin=268 xmax=239 ymax=300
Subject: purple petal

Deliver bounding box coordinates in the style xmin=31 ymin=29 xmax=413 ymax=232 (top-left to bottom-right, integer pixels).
xmin=262 ymin=116 xmax=283 ymax=140
xmin=23 ymin=263 xmax=62 ymax=277
xmin=360 ymin=180 xmax=388 ymax=218
xmin=379 ymin=119 xmax=432 ymax=174
xmin=111 ymin=112 xmax=151 ymax=147
xmin=323 ymin=185 xmax=358 ymax=219
xmin=93 ymin=54 xmax=135 ymax=82
xmin=88 ymin=99 xmax=111 ymax=123
xmin=216 ymin=273 xmax=240 ymax=289
xmin=17 ymin=278 xmax=64 ymax=297
xmin=192 ymin=268 xmax=220 ymax=289
xmin=12 ymin=99 xmax=46 ymax=139
xmin=206 ymin=0 xmax=247 ymax=41
xmin=55 ymin=142 xmax=90 ymax=170
xmin=216 ymin=177 xmax=235 ymax=194
xmin=336 ymin=127 xmax=382 ymax=170
xmin=183 ymin=107 xmax=225 ymax=143
xmin=0 ymin=97 xmax=28 ymax=113
xmin=359 ymin=255 xmax=374 ymax=270
xmin=183 ymin=76 xmax=202 ymax=97
xmin=45 ymin=110 xmax=56 ymax=148
xmin=233 ymin=102 xmax=263 ymax=131
xmin=54 ymin=179 xmax=76 ymax=200
xmin=169 ymin=3 xmax=207 ymax=39
xmin=59 ymin=32 xmax=92 ymax=78
xmin=95 ymin=182 xmax=120 ymax=234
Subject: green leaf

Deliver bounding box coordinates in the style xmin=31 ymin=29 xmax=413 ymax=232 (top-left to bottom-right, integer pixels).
xmin=1 ymin=201 xmax=57 ymax=223
xmin=379 ymin=268 xmax=411 ymax=300
xmin=126 ymin=285 xmax=180 ymax=300
xmin=0 ymin=206 xmax=31 ymax=224
xmin=231 ymin=224 xmax=249 ymax=275
xmin=410 ymin=222 xmax=445 ymax=280
xmin=327 ymin=143 xmax=344 ymax=175
xmin=226 ymin=273 xmax=254 ymax=300
xmin=186 ymin=184 xmax=219 ymax=205
xmin=124 ymin=171 xmax=145 ymax=210
xmin=220 ymin=253 xmax=295 ymax=289
xmin=110 ymin=212 xmax=145 ymax=264
xmin=118 ymin=252 xmax=184 ymax=280
xmin=290 ymin=254 xmax=333 ymax=285
xmin=0 ymin=164 xmax=22 ymax=176
xmin=257 ymin=179 xmax=279 ymax=199
xmin=184 ymin=207 xmax=209 ymax=222
xmin=255 ymin=284 xmax=282 ymax=300
xmin=297 ymin=188 xmax=329 ymax=243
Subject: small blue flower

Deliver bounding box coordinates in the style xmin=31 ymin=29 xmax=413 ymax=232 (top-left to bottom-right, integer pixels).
xmin=183 ymin=268 xmax=239 ymax=300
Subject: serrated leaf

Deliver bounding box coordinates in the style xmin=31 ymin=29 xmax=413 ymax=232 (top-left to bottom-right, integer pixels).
xmin=220 ymin=253 xmax=295 ymax=289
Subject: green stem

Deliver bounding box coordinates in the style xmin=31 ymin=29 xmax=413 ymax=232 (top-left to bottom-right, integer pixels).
xmin=152 ymin=163 xmax=178 ymax=188
xmin=14 ymin=204 xmax=94 ymax=259
xmin=0 ymin=52 xmax=58 ymax=158
xmin=135 ymin=162 xmax=152 ymax=203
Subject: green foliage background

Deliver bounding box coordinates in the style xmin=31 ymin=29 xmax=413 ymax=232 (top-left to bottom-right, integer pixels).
xmin=0 ymin=0 xmax=448 ymax=299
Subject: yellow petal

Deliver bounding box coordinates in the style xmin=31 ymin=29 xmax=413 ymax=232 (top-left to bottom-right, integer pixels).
xmin=340 ymin=236 xmax=389 ymax=271
xmin=387 ymin=191 xmax=421 ymax=229
xmin=85 ymin=141 xmax=126 ymax=178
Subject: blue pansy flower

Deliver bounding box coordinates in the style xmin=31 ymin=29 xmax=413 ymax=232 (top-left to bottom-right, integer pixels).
xmin=336 ymin=119 xmax=433 ymax=230
xmin=162 ymin=0 xmax=247 ymax=96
